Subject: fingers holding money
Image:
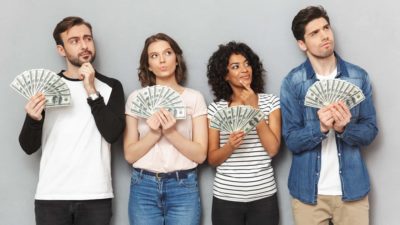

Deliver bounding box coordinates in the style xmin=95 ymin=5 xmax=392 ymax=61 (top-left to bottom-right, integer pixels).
xmin=331 ymin=101 xmax=351 ymax=133
xmin=156 ymin=108 xmax=176 ymax=132
xmin=25 ymin=92 xmax=46 ymax=121
xmin=227 ymin=131 xmax=245 ymax=149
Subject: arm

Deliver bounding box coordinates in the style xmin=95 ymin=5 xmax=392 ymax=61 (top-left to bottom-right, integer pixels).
xmin=207 ymin=124 xmax=245 ymax=167
xmin=280 ymin=78 xmax=326 ymax=153
xmin=161 ymin=110 xmax=208 ymax=164
xmin=87 ymin=79 xmax=126 ymax=143
xmin=256 ymin=109 xmax=281 ymax=157
xmin=80 ymin=64 xmax=125 ymax=143
xmin=123 ymin=115 xmax=162 ymax=164
xmin=19 ymin=93 xmax=46 ymax=154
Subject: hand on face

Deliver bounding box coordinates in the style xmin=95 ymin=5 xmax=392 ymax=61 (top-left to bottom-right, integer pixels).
xmin=25 ymin=92 xmax=46 ymax=121
xmin=78 ymin=63 xmax=96 ymax=94
xmin=239 ymin=80 xmax=258 ymax=108
xmin=227 ymin=130 xmax=245 ymax=149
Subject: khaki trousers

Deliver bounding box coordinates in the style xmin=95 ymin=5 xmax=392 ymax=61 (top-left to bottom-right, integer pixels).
xmin=292 ymin=195 xmax=369 ymax=225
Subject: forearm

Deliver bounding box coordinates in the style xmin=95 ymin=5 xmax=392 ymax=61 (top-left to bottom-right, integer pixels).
xmin=207 ymin=143 xmax=235 ymax=167
xmin=163 ymin=130 xmax=207 ymax=164
xmin=89 ymin=96 xmax=125 ymax=143
xmin=124 ymin=130 xmax=161 ymax=164
xmin=19 ymin=114 xmax=43 ymax=155
xmin=256 ymin=122 xmax=280 ymax=157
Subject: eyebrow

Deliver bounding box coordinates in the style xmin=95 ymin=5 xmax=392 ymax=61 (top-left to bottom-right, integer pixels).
xmin=67 ymin=34 xmax=92 ymax=41
xmin=229 ymin=59 xmax=248 ymax=66
xmin=148 ymin=47 xmax=173 ymax=55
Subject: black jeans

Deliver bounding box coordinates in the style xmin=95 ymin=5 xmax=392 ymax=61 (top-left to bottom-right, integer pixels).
xmin=212 ymin=194 xmax=279 ymax=225
xmin=35 ymin=199 xmax=112 ymax=225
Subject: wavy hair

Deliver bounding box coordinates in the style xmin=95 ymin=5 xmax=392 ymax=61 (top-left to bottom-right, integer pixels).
xmin=138 ymin=33 xmax=187 ymax=87
xmin=207 ymin=41 xmax=265 ymax=101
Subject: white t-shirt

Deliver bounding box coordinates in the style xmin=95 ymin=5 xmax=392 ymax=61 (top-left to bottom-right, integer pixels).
xmin=36 ymin=77 xmax=114 ymax=200
xmin=207 ymin=93 xmax=280 ymax=202
xmin=316 ymin=68 xmax=342 ymax=195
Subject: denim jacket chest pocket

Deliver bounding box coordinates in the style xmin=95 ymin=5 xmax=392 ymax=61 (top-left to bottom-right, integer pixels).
xmin=300 ymin=80 xmax=319 ymax=121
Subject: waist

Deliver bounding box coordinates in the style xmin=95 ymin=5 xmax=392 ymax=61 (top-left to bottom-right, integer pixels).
xmin=133 ymin=167 xmax=196 ymax=180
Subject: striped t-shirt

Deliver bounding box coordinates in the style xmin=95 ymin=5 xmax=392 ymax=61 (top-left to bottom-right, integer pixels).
xmin=207 ymin=93 xmax=280 ymax=202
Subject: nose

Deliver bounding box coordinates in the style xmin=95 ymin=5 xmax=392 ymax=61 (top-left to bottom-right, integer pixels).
xmin=159 ymin=54 xmax=165 ymax=63
xmin=80 ymin=39 xmax=88 ymax=49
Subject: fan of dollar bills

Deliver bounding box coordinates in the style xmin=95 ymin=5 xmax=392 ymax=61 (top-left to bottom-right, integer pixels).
xmin=10 ymin=69 xmax=71 ymax=107
xmin=130 ymin=85 xmax=186 ymax=119
xmin=209 ymin=105 xmax=265 ymax=134
xmin=304 ymin=79 xmax=365 ymax=109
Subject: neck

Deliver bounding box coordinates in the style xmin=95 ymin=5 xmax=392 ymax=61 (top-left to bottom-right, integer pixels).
xmin=308 ymin=53 xmax=336 ymax=76
xmin=155 ymin=77 xmax=183 ymax=93
xmin=230 ymin=86 xmax=247 ymax=104
xmin=63 ymin=62 xmax=81 ymax=79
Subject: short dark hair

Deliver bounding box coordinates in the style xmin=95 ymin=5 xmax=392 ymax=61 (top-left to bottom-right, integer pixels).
xmin=138 ymin=33 xmax=187 ymax=87
xmin=207 ymin=41 xmax=265 ymax=102
xmin=292 ymin=5 xmax=330 ymax=41
xmin=53 ymin=16 xmax=92 ymax=46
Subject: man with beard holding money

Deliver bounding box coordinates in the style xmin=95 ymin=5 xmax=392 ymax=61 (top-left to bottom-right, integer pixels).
xmin=280 ymin=6 xmax=378 ymax=225
xmin=18 ymin=16 xmax=125 ymax=225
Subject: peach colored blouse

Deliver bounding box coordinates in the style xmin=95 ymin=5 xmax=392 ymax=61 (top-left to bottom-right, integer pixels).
xmin=125 ymin=87 xmax=207 ymax=172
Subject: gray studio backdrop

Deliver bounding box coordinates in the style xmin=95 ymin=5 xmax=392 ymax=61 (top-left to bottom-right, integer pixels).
xmin=1 ymin=0 xmax=399 ymax=225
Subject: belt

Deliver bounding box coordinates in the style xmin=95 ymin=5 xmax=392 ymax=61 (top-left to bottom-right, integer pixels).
xmin=134 ymin=168 xmax=196 ymax=180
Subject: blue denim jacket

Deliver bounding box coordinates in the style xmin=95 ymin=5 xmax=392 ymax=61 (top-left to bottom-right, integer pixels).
xmin=280 ymin=53 xmax=378 ymax=204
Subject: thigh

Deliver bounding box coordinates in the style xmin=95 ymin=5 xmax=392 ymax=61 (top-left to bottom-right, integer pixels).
xmin=164 ymin=172 xmax=201 ymax=225
xmin=211 ymin=197 xmax=245 ymax=225
xmin=291 ymin=196 xmax=331 ymax=225
xmin=333 ymin=196 xmax=369 ymax=225
xmin=128 ymin=170 xmax=163 ymax=225
xmin=35 ymin=200 xmax=72 ymax=225
xmin=74 ymin=199 xmax=112 ymax=225
xmin=247 ymin=194 xmax=280 ymax=225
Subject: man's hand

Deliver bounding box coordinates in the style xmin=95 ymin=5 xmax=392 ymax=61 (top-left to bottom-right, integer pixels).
xmin=331 ymin=101 xmax=351 ymax=133
xmin=318 ymin=105 xmax=334 ymax=133
xmin=78 ymin=63 xmax=96 ymax=94
xmin=25 ymin=93 xmax=46 ymax=121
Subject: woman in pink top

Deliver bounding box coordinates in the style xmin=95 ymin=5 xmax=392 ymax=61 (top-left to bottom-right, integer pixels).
xmin=124 ymin=33 xmax=208 ymax=225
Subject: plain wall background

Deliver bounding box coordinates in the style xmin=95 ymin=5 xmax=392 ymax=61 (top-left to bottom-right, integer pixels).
xmin=1 ymin=0 xmax=399 ymax=224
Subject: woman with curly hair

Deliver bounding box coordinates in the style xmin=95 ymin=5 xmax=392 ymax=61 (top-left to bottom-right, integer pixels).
xmin=207 ymin=41 xmax=281 ymax=225
xmin=124 ymin=33 xmax=208 ymax=225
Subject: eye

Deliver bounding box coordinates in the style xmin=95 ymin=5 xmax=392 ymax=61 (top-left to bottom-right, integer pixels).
xmin=244 ymin=62 xmax=250 ymax=67
xmin=165 ymin=50 xmax=172 ymax=56
xmin=231 ymin=64 xmax=239 ymax=70
xmin=150 ymin=53 xmax=158 ymax=59
xmin=84 ymin=36 xmax=93 ymax=42
xmin=70 ymin=39 xmax=78 ymax=44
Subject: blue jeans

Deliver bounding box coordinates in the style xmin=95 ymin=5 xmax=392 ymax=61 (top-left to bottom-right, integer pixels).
xmin=128 ymin=168 xmax=201 ymax=225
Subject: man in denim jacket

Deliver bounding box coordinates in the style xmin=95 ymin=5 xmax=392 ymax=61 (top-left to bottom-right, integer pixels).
xmin=280 ymin=6 xmax=378 ymax=225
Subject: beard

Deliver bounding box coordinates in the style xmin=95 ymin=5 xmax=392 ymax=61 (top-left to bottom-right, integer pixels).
xmin=66 ymin=50 xmax=96 ymax=67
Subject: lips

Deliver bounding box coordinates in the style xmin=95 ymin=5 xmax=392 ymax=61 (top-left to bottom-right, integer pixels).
xmin=79 ymin=51 xmax=92 ymax=57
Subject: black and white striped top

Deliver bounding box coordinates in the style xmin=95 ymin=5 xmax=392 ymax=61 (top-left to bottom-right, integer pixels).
xmin=207 ymin=93 xmax=280 ymax=202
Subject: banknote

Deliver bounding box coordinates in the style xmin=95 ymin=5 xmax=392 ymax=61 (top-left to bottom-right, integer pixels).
xmin=10 ymin=69 xmax=71 ymax=107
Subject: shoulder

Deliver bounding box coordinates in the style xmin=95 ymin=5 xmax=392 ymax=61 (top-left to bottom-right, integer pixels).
xmin=207 ymin=100 xmax=227 ymax=116
xmin=95 ymin=71 xmax=123 ymax=89
xmin=283 ymin=62 xmax=308 ymax=86
xmin=341 ymin=60 xmax=369 ymax=78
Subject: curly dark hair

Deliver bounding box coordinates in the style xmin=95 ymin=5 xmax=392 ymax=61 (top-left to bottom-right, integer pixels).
xmin=207 ymin=41 xmax=265 ymax=101
xmin=138 ymin=33 xmax=187 ymax=87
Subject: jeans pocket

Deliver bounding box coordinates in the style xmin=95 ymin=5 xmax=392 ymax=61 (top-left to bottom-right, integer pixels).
xmin=130 ymin=171 xmax=142 ymax=186
xmin=178 ymin=172 xmax=198 ymax=189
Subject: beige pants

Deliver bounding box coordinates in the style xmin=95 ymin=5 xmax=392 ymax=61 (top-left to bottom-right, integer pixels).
xmin=292 ymin=195 xmax=369 ymax=225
